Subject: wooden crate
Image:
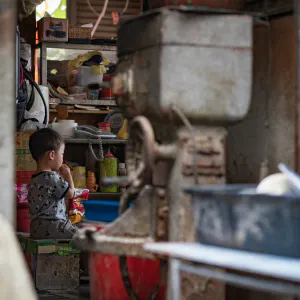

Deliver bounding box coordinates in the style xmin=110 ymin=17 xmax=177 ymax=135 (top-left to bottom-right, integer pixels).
xmin=69 ymin=26 xmax=92 ymax=39
xmin=33 ymin=254 xmax=80 ymax=291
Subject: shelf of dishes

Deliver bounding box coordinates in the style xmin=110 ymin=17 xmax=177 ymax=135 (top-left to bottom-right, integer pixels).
xmin=50 ymin=98 xmax=117 ymax=106
xmin=50 ymin=109 xmax=112 ymax=115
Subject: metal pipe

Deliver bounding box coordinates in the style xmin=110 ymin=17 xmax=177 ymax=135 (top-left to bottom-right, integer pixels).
xmin=168 ymin=259 xmax=181 ymax=300
xmin=0 ymin=0 xmax=16 ymax=225
xmin=179 ymin=263 xmax=300 ymax=296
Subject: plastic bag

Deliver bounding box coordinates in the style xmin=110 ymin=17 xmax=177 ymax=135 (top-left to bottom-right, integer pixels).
xmin=18 ymin=0 xmax=44 ymax=21
xmin=68 ymin=189 xmax=89 ymax=224
xmin=68 ymin=50 xmax=110 ymax=71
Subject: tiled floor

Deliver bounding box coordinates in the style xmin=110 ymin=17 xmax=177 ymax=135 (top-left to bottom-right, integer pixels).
xmin=38 ymin=284 xmax=90 ymax=300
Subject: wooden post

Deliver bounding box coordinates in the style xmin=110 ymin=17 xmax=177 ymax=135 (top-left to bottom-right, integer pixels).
xmin=67 ymin=0 xmax=77 ymax=26
xmin=0 ymin=0 xmax=16 ymax=224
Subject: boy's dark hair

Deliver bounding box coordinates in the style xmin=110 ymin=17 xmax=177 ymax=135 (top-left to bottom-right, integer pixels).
xmin=29 ymin=128 xmax=64 ymax=161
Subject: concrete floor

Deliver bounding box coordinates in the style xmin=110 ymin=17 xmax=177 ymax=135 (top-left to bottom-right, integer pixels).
xmin=38 ymin=284 xmax=90 ymax=300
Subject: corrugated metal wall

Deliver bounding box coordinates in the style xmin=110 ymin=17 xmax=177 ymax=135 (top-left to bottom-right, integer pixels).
xmin=75 ymin=0 xmax=141 ymax=39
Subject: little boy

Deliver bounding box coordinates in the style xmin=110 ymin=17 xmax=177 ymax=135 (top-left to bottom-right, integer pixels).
xmin=28 ymin=128 xmax=77 ymax=239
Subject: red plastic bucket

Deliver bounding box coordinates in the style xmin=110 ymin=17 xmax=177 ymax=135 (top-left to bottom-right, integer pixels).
xmin=17 ymin=202 xmax=30 ymax=233
xmin=86 ymin=224 xmax=166 ymax=300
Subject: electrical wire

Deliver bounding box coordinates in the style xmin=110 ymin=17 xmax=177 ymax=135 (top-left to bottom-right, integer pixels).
xmin=87 ymin=0 xmax=129 ymax=20
xmin=122 ymin=0 xmax=130 ymax=15
xmin=23 ymin=68 xmax=48 ymax=125
xmin=90 ymin=0 xmax=110 ymax=38
xmin=87 ymin=0 xmax=100 ymax=16
xmin=171 ymin=105 xmax=199 ymax=185
xmin=119 ymin=256 xmax=139 ymax=300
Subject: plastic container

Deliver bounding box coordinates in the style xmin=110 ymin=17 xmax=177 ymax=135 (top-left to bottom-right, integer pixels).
xmin=16 ymin=170 xmax=35 ymax=184
xmin=98 ymin=122 xmax=111 ymax=133
xmin=17 ymin=202 xmax=30 ymax=233
xmin=84 ymin=200 xmax=123 ymax=222
xmin=100 ymin=74 xmax=114 ymax=99
xmin=185 ymin=184 xmax=300 ymax=258
xmin=52 ymin=122 xmax=77 ymax=138
xmin=87 ymin=88 xmax=100 ymax=100
xmin=82 ymin=224 xmax=166 ymax=300
xmin=100 ymin=150 xmax=118 ymax=193
xmin=77 ymin=66 xmax=103 ymax=86
xmin=68 ymin=86 xmax=85 ymax=95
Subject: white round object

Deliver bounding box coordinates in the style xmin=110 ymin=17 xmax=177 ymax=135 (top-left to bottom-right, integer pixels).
xmin=257 ymin=173 xmax=294 ymax=196
xmin=52 ymin=122 xmax=75 ymax=138
xmin=58 ymin=120 xmax=75 ymax=124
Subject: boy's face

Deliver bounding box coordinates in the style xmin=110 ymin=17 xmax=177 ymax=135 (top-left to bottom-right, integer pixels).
xmin=52 ymin=144 xmax=65 ymax=171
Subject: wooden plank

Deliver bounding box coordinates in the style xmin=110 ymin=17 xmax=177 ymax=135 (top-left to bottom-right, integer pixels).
xmin=50 ymin=109 xmax=112 ymax=115
xmin=36 ymin=42 xmax=117 ymax=51
xmin=0 ymin=0 xmax=15 ymax=224
xmin=77 ymin=0 xmax=140 ymax=8
xmin=77 ymin=8 xmax=141 ymax=17
xmin=67 ymin=0 xmax=77 ymax=26
xmin=93 ymin=32 xmax=117 ymax=39
xmin=64 ymin=138 xmax=127 ymax=145
xmin=77 ymin=14 xmax=137 ymax=23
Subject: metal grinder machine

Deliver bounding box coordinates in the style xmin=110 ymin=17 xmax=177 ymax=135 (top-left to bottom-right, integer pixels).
xmin=74 ymin=8 xmax=253 ymax=300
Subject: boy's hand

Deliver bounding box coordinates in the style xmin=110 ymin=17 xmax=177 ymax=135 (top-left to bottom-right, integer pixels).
xmin=59 ymin=164 xmax=72 ymax=179
xmin=59 ymin=164 xmax=75 ymax=200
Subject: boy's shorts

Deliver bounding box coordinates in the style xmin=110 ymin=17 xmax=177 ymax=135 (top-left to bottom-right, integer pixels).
xmin=30 ymin=218 xmax=78 ymax=239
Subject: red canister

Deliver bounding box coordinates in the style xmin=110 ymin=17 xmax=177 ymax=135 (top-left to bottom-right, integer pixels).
xmin=100 ymin=75 xmax=114 ymax=99
xmin=98 ymin=122 xmax=111 ymax=133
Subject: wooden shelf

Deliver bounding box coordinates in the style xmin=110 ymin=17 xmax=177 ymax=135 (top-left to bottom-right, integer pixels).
xmin=88 ymin=192 xmax=122 ymax=200
xmin=36 ymin=41 xmax=117 ymax=52
xmin=50 ymin=109 xmax=112 ymax=115
xmin=65 ymin=138 xmax=127 ymax=145
xmin=36 ymin=41 xmax=117 ymax=86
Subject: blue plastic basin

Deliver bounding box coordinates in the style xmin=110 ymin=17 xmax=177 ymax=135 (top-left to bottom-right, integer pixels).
xmin=84 ymin=200 xmax=120 ymax=223
xmin=83 ymin=200 xmax=133 ymax=223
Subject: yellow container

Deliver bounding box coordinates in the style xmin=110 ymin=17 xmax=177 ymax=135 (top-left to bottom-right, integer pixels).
xmin=72 ymin=166 xmax=87 ymax=189
xmin=99 ymin=151 xmax=118 ymax=193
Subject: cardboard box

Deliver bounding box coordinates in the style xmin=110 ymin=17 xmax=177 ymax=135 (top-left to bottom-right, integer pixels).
xmin=16 ymin=132 xmax=36 ymax=171
xmin=38 ymin=17 xmax=68 ymax=42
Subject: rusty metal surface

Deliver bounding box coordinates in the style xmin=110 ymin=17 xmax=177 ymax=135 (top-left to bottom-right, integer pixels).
xmin=74 ymin=182 xmax=169 ymax=257
xmin=115 ymin=9 xmax=253 ymax=124
xmin=168 ymin=126 xmax=227 ymax=244
xmin=167 ymin=126 xmax=227 ymax=300
xmin=181 ymin=271 xmax=225 ymax=300
xmin=74 ymin=228 xmax=155 ymax=258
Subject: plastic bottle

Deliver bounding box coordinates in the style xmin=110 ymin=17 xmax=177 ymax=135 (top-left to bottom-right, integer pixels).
xmin=99 ymin=148 xmax=118 ymax=193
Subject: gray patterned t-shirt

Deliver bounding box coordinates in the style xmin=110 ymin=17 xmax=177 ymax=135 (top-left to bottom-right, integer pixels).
xmin=28 ymin=171 xmax=70 ymax=221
